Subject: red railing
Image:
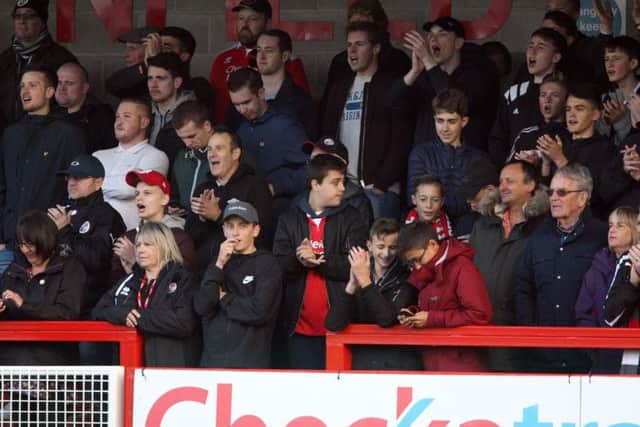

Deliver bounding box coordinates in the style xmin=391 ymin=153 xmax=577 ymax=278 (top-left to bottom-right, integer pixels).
xmin=325 ymin=324 xmax=640 ymax=370
xmin=0 ymin=321 xmax=144 ymax=427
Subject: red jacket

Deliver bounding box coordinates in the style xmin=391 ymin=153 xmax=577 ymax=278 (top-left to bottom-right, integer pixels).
xmin=407 ymin=239 xmax=492 ymax=371
xmin=208 ymin=44 xmax=310 ymax=124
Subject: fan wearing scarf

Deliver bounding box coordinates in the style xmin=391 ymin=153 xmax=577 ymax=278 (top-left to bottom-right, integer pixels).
xmin=92 ymin=222 xmax=200 ymax=367
xmin=0 ymin=0 xmax=77 ymax=123
xmin=397 ymin=221 xmax=492 ymax=371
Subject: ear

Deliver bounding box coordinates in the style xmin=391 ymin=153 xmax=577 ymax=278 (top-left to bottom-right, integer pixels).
xmin=578 ymin=191 xmax=589 ymax=209
xmin=411 ymin=194 xmax=417 ymax=206
xmin=454 ymin=37 xmax=464 ymax=50
xmin=366 ymin=239 xmax=373 ymax=252
xmin=231 ymin=147 xmax=241 ymax=161
xmin=45 ymin=86 xmax=56 ymax=100
xmin=82 ymin=82 xmax=90 ymax=95
xmin=632 ymin=58 xmax=639 ymax=71
xmin=258 ymin=87 xmax=266 ymax=99
xmin=281 ymin=51 xmax=291 ymax=63
xmin=592 ymin=107 xmax=601 ymax=122
xmin=552 ymin=52 xmax=562 ymax=65
xmin=461 ymin=116 xmax=470 ymax=128
xmin=179 ymin=51 xmax=191 ymax=63
xmin=428 ymin=239 xmax=439 ymax=251
xmin=310 ymin=178 xmax=320 ymax=192
xmin=203 ymin=120 xmax=213 ymax=133
xmin=252 ymin=224 xmax=261 ymax=239
xmin=373 ymin=43 xmax=381 ymax=56
xmin=173 ymin=76 xmax=183 ymax=91
xmin=95 ymin=177 xmax=104 ymax=187
xmin=161 ymin=193 xmax=170 ymax=207
xmin=140 ymin=115 xmax=151 ymax=129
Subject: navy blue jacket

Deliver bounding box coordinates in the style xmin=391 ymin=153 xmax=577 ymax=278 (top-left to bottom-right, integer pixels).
xmin=515 ymin=210 xmax=607 ymax=372
xmin=407 ymin=138 xmax=488 ymax=220
xmin=236 ymin=108 xmax=308 ymax=206
xmin=0 ymin=114 xmax=85 ymax=245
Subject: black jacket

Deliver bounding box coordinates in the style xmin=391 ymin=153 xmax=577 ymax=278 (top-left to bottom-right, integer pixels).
xmin=600 ymin=134 xmax=640 ymax=211
xmin=321 ymin=33 xmax=410 ymax=112
xmin=0 ymin=114 xmax=85 ymax=245
xmin=0 ymin=253 xmax=86 ymax=365
xmin=321 ymin=70 xmax=415 ymax=191
xmin=0 ymin=35 xmax=77 ymax=123
xmin=324 ymin=260 xmax=422 ymax=370
xmin=560 ymin=133 xmax=614 ymax=218
xmin=54 ymin=95 xmax=118 ymax=154
xmin=489 ymin=79 xmax=543 ymax=166
xmin=195 ymin=250 xmax=282 ymax=368
xmin=389 ymin=43 xmax=499 ymax=150
xmin=604 ymin=254 xmax=640 ymax=327
xmin=57 ymin=189 xmax=126 ymax=313
xmin=186 ymin=164 xmax=273 ymax=272
xmin=92 ymin=262 xmax=200 ymax=367
xmin=273 ymin=194 xmax=368 ymax=335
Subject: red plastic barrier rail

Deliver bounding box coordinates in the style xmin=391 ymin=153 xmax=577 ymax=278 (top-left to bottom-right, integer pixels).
xmin=325 ymin=324 xmax=640 ymax=370
xmin=0 ymin=321 xmax=143 ymax=427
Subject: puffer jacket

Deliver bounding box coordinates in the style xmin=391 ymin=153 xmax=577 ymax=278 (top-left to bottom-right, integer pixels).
xmin=407 ymin=239 xmax=492 ymax=371
xmin=407 ymin=137 xmax=488 ymax=220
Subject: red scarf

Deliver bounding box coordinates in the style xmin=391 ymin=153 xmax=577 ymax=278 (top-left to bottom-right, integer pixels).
xmin=404 ymin=209 xmax=453 ymax=240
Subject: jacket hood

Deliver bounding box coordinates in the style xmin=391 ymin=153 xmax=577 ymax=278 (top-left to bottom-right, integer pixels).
xmin=152 ymin=89 xmax=197 ymax=124
xmin=344 ymin=180 xmax=364 ymax=200
xmin=440 ymin=238 xmax=475 ymax=265
xmin=161 ymin=213 xmax=186 ymax=230
xmin=295 ymin=191 xmax=348 ymax=218
xmin=478 ymin=185 xmax=550 ymax=220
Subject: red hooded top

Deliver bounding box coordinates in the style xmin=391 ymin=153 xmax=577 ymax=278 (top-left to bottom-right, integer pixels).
xmin=407 ymin=239 xmax=493 ymax=371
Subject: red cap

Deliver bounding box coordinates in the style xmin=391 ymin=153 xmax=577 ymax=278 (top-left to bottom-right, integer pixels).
xmin=125 ymin=170 xmax=170 ymax=195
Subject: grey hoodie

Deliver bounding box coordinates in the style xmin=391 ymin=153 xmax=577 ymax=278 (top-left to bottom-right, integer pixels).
xmin=150 ymin=90 xmax=197 ymax=146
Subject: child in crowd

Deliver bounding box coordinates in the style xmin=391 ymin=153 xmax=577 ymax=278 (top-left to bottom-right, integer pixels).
xmin=598 ymin=36 xmax=640 ymax=147
xmin=404 ymin=175 xmax=454 ymax=240
xmin=325 ymin=218 xmax=422 ymax=370
xmin=273 ymin=154 xmax=368 ymax=369
xmin=509 ymin=75 xmax=570 ymax=163
xmin=396 ymin=221 xmax=492 ymax=371
xmin=407 ymin=88 xmax=487 ymax=224
xmin=537 ymin=83 xmax=614 ymax=216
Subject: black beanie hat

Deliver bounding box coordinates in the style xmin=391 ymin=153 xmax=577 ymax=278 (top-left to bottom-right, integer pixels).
xmin=13 ymin=0 xmax=49 ymax=24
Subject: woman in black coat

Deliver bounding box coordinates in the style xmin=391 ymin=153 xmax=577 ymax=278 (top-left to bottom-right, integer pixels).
xmin=93 ymin=222 xmax=200 ymax=367
xmin=0 ymin=210 xmax=87 ymax=365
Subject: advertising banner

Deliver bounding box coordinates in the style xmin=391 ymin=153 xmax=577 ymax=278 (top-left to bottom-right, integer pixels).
xmin=130 ymin=370 xmax=612 ymax=427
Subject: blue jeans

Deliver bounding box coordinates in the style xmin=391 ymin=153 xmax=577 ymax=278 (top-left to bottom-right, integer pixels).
xmin=0 ymin=248 xmax=14 ymax=274
xmin=364 ymin=189 xmax=401 ymax=220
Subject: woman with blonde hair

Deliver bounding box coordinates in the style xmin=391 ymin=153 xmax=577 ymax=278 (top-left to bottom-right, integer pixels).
xmin=93 ymin=222 xmax=200 ymax=367
xmin=575 ymin=206 xmax=639 ymax=373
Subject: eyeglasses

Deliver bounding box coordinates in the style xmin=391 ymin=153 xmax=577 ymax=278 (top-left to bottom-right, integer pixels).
xmin=405 ymin=247 xmax=427 ymax=269
xmin=13 ymin=13 xmax=39 ymax=21
xmin=546 ymin=188 xmax=584 ymax=197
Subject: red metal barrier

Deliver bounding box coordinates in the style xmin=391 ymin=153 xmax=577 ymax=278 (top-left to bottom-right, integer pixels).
xmin=325 ymin=324 xmax=640 ymax=370
xmin=0 ymin=321 xmax=143 ymax=427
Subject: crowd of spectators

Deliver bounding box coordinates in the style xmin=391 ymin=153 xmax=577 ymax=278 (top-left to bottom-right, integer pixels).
xmin=1 ymin=0 xmax=640 ymax=375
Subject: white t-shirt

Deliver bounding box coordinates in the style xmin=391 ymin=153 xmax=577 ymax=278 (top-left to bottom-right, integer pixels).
xmin=93 ymin=140 xmax=169 ymax=230
xmin=339 ymin=75 xmax=372 ymax=181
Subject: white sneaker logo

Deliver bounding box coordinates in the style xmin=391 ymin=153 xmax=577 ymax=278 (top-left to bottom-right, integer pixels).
xmin=242 ymin=275 xmax=255 ymax=285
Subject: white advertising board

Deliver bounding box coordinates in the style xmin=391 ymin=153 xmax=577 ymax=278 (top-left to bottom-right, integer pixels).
xmin=131 ymin=370 xmax=598 ymax=427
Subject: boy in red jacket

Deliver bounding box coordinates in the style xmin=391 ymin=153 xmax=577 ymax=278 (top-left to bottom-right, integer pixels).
xmin=397 ymin=221 xmax=492 ymax=371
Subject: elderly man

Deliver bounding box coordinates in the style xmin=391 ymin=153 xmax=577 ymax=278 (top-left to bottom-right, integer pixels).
xmin=0 ymin=0 xmax=77 ymax=123
xmin=515 ymin=163 xmax=607 ymax=373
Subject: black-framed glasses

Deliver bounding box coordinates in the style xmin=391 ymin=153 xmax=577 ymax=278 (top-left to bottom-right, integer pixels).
xmin=546 ymin=188 xmax=584 ymax=197
xmin=405 ymin=247 xmax=427 ymax=269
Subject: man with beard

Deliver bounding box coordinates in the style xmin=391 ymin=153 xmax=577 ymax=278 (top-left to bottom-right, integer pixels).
xmin=208 ymin=0 xmax=309 ymax=124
